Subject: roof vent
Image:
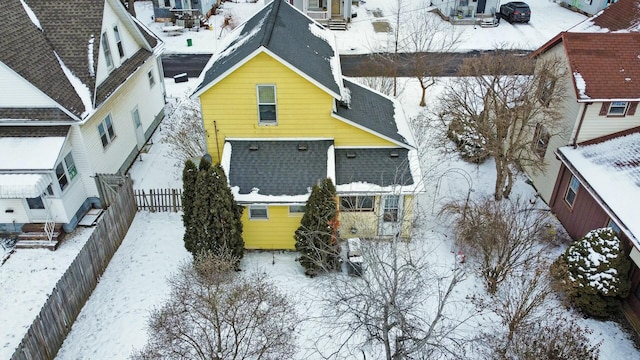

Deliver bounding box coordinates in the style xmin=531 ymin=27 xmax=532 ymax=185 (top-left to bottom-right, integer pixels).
xmin=249 ymin=144 xmax=259 ymax=151
xmin=390 ymin=151 xmax=399 ymax=158
xmin=298 ymin=143 xmax=308 ymax=151
xmin=338 ymin=100 xmax=349 ymax=109
xmin=346 ymin=152 xmax=356 ymax=159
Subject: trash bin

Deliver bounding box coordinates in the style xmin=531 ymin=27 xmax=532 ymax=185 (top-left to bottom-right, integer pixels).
xmin=346 ymin=238 xmax=363 ymax=276
xmin=187 ymin=38 xmax=193 ymax=47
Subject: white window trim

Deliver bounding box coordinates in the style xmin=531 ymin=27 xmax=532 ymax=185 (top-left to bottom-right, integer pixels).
xmin=608 ymin=101 xmax=628 ymax=116
xmin=249 ymin=205 xmax=269 ymax=220
xmin=256 ymin=84 xmax=277 ymax=125
xmin=98 ymin=114 xmax=117 ymax=149
xmin=288 ymin=204 xmax=306 ymax=216
xmin=56 ymin=153 xmax=78 ymax=193
xmin=101 ymin=32 xmax=114 ymax=70
xmin=113 ymin=25 xmax=125 ymax=58
xmin=564 ymin=175 xmax=580 ymax=208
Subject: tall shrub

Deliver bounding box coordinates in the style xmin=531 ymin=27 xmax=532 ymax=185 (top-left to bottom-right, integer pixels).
xmin=294 ymin=178 xmax=340 ymax=276
xmin=558 ymin=228 xmax=631 ymax=317
xmin=182 ymin=159 xmax=198 ymax=253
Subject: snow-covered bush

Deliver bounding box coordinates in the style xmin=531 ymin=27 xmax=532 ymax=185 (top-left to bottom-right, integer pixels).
xmin=557 ymin=228 xmax=631 ymax=317
xmin=446 ymin=116 xmax=488 ymax=163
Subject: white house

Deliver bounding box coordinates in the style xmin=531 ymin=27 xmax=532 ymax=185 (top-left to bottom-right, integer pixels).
xmin=0 ymin=0 xmax=165 ymax=235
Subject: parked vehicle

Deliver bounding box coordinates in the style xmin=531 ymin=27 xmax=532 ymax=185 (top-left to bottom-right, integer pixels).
xmin=500 ymin=1 xmax=531 ymax=23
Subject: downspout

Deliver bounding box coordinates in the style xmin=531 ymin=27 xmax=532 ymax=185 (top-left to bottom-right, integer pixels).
xmin=572 ymin=102 xmax=591 ymax=147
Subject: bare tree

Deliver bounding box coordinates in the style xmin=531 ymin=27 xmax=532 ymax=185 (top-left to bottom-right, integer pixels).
xmin=442 ymin=196 xmax=554 ymax=294
xmin=403 ymin=11 xmax=461 ymax=107
xmin=436 ymin=52 xmax=567 ymax=200
xmin=472 ymin=262 xmax=553 ymax=356
xmin=161 ymin=98 xmax=207 ymax=163
xmin=132 ymin=252 xmax=298 ymax=360
xmin=317 ymin=236 xmax=471 ymax=360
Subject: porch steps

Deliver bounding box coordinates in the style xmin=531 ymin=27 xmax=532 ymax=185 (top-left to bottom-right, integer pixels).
xmin=15 ymin=223 xmax=65 ymax=251
xmin=328 ymin=20 xmax=347 ymax=31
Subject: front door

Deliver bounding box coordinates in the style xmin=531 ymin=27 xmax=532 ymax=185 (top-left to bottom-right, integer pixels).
xmin=477 ymin=0 xmax=486 ymax=13
xmin=331 ymin=0 xmax=340 ymax=16
xmin=378 ymin=195 xmax=402 ymax=237
xmin=132 ymin=108 xmax=145 ymax=150
xmin=25 ymin=196 xmax=48 ymax=222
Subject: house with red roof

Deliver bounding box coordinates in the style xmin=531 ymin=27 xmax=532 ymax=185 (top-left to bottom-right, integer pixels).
xmin=525 ymin=0 xmax=640 ymax=327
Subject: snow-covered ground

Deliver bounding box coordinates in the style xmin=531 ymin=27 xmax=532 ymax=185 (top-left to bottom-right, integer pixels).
xmin=3 ymin=1 xmax=637 ymax=359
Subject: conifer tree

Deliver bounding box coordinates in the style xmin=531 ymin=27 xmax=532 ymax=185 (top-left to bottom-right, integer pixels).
xmin=191 ymin=163 xmax=244 ymax=261
xmin=182 ymin=159 xmax=198 ymax=253
xmin=294 ymin=178 xmax=340 ymax=276
xmin=558 ymin=228 xmax=631 ymax=317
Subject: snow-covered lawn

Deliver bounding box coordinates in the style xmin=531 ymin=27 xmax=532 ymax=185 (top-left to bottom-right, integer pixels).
xmin=3 ymin=1 xmax=636 ymax=359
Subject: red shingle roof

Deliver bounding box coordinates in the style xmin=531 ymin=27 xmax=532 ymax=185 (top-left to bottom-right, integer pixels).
xmin=592 ymin=0 xmax=640 ymax=32
xmin=563 ymin=32 xmax=640 ymax=100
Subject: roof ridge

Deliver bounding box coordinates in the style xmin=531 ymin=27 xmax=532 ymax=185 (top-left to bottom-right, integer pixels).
xmin=260 ymin=0 xmax=280 ymax=47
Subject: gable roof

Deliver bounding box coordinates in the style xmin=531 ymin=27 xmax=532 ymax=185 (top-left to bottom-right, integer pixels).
xmin=226 ymin=139 xmax=333 ymax=198
xmin=570 ymin=0 xmax=640 ymax=33
xmin=558 ymin=131 xmax=640 ymax=247
xmin=533 ymin=32 xmax=640 ymax=101
xmin=0 ymin=0 xmax=161 ymax=121
xmin=193 ymin=0 xmax=343 ymax=99
xmin=334 ymin=148 xmax=414 ymax=187
xmin=335 ymin=79 xmax=414 ymax=148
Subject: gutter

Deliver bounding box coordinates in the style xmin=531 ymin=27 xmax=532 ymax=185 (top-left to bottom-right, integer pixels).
xmin=572 ymin=102 xmax=591 ymax=147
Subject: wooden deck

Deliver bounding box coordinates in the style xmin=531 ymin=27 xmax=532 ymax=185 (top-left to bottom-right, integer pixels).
xmin=14 ymin=223 xmax=65 ymax=251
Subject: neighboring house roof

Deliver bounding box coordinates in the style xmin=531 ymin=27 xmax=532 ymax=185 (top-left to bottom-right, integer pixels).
xmin=570 ymin=0 xmax=640 ymax=32
xmin=193 ymin=0 xmax=343 ymax=99
xmin=334 ymin=148 xmax=413 ymax=187
xmin=0 ymin=108 xmax=76 ymax=122
xmin=557 ymin=131 xmax=640 ymax=247
xmin=225 ymin=139 xmax=333 ymax=198
xmin=335 ymin=79 xmax=413 ymax=148
xmin=0 ymin=125 xmax=69 ymax=138
xmin=0 ymin=0 xmax=161 ymax=121
xmin=0 ymin=132 xmax=68 ymax=171
xmin=532 ymin=32 xmax=640 ymax=101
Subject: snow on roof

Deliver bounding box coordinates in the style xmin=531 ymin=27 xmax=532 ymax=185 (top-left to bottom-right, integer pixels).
xmin=0 ymin=136 xmax=65 ymax=170
xmin=88 ymin=35 xmax=95 ymax=78
xmin=0 ymin=173 xmax=50 ymax=198
xmin=20 ymin=0 xmax=42 ymax=31
xmin=559 ymin=132 xmax=640 ymax=246
xmin=55 ymin=52 xmax=93 ymax=117
xmin=573 ymin=71 xmax=588 ymax=99
xmin=307 ymin=21 xmax=344 ymax=99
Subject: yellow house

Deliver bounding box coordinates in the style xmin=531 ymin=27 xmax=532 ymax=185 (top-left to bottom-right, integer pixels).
xmin=192 ymin=0 xmax=422 ymax=250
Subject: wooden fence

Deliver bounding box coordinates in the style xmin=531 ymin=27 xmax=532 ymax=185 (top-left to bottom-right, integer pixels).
xmin=11 ymin=177 xmax=137 ymax=360
xmin=134 ymin=188 xmax=182 ymax=212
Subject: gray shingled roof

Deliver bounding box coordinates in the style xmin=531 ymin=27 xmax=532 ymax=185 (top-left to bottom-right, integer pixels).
xmin=194 ymin=0 xmax=341 ymax=96
xmin=0 ymin=108 xmax=75 ymax=122
xmin=335 ymin=148 xmax=414 ymax=187
xmin=0 ymin=126 xmax=70 ymax=138
xmin=335 ymin=79 xmax=410 ymax=147
xmin=0 ymin=0 xmax=159 ymax=120
xmin=228 ymin=140 xmax=332 ymax=196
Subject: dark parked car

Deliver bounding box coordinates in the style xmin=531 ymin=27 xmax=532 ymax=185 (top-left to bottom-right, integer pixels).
xmin=500 ymin=1 xmax=531 ymax=23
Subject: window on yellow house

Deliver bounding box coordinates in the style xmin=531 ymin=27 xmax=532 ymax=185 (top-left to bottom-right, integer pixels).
xmin=340 ymin=196 xmax=374 ymax=211
xmin=257 ymin=85 xmax=277 ymax=125
xmin=289 ymin=205 xmax=306 ymax=215
xmin=249 ymin=205 xmax=269 ymax=219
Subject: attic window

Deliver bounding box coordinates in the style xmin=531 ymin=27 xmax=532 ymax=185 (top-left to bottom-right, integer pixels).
xmin=113 ymin=26 xmax=124 ymax=58
xmin=101 ymin=32 xmax=113 ymax=70
xmin=249 ymin=145 xmax=259 ymax=151
xmin=346 ymin=152 xmax=356 ymax=159
xmin=298 ymin=144 xmax=308 ymax=151
xmin=389 ymin=151 xmax=399 ymax=158
xmin=608 ymin=102 xmax=628 ymax=116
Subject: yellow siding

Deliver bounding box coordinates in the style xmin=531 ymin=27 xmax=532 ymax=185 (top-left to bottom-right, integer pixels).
xmin=199 ymin=52 xmax=395 ymax=160
xmin=338 ymin=195 xmax=414 ymax=239
xmin=400 ymin=195 xmax=414 ymax=239
xmin=242 ymin=205 xmax=302 ymax=250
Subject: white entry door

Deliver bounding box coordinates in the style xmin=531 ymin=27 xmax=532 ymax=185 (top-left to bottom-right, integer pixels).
xmin=25 ymin=196 xmax=48 ymax=222
xmin=132 ymin=108 xmax=145 ymax=150
xmin=378 ymin=195 xmax=402 ymax=237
